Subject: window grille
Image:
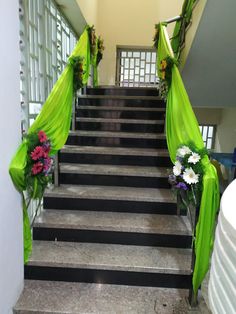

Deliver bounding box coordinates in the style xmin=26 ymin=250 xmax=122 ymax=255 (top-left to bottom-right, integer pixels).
xmin=116 ymin=46 xmax=158 ymax=87
xmin=199 ymin=125 xmax=216 ymax=149
xmin=19 ymin=0 xmax=78 ymax=222
xmin=19 ymin=0 xmax=77 ymax=132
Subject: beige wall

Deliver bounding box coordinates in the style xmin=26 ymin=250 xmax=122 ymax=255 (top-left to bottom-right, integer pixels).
xmin=215 ymin=108 xmax=236 ymax=153
xmin=97 ymin=0 xmax=183 ymax=85
xmin=77 ymin=0 xmax=183 ymax=85
xmin=76 ymin=0 xmax=98 ymax=28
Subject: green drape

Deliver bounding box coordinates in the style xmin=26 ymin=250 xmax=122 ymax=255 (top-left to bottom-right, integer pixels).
xmin=157 ymin=24 xmax=219 ymax=296
xmin=171 ymin=0 xmax=196 ymax=58
xmin=90 ymin=37 xmax=99 ymax=87
xmin=9 ymin=26 xmax=92 ymax=263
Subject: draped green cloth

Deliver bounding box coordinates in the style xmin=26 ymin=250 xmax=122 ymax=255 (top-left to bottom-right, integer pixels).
xmin=9 ymin=26 xmax=93 ymax=263
xmin=171 ymin=0 xmax=196 ymax=58
xmin=157 ymin=24 xmax=219 ymax=296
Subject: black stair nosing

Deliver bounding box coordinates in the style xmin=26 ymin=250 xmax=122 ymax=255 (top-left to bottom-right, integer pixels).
xmin=86 ymin=86 xmax=159 ymax=97
xmin=66 ymin=137 xmax=167 ymax=149
xmin=76 ymin=117 xmax=165 ymax=125
xmin=58 ymin=173 xmax=170 ymax=189
xmin=78 ymin=95 xmax=161 ymax=100
xmin=43 ymin=197 xmax=180 ymax=215
xmin=24 ymin=265 xmax=192 ymax=289
xmin=33 ymin=227 xmax=192 ymax=249
xmin=59 ymin=152 xmax=172 ymax=167
xmin=77 ymin=105 xmax=165 ymax=111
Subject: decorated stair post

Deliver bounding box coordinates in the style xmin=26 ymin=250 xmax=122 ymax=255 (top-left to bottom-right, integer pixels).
xmin=9 ymin=25 xmax=104 ymax=263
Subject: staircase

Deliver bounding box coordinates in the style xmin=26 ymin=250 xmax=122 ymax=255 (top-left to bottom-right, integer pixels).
xmin=14 ymin=87 xmax=194 ymax=313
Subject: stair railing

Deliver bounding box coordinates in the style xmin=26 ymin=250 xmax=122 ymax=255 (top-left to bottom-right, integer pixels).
xmin=155 ymin=22 xmax=219 ymax=307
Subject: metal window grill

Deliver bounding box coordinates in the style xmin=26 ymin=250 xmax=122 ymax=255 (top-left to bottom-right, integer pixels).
xmin=116 ymin=46 xmax=159 ymax=87
xmin=19 ymin=0 xmax=77 ymax=222
xmin=199 ymin=125 xmax=216 ymax=149
xmin=19 ymin=0 xmax=77 ymax=132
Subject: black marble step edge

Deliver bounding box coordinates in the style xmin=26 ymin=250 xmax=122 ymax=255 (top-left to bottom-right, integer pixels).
xmin=59 ymin=153 xmax=172 ymax=167
xmin=58 ymin=173 xmax=170 ymax=189
xmin=85 ymin=87 xmax=159 ymax=96
xmin=24 ymin=266 xmax=192 ymax=289
xmin=43 ymin=197 xmax=182 ymax=215
xmin=66 ymin=136 xmax=168 ymax=149
xmin=33 ymin=228 xmax=192 ymax=249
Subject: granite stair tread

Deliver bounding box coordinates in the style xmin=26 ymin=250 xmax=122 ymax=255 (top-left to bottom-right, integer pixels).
xmin=34 ymin=209 xmax=191 ymax=235
xmin=14 ymin=280 xmax=196 ymax=314
xmin=59 ymin=163 xmax=169 ymax=177
xmin=44 ymin=184 xmax=175 ymax=203
xmin=26 ymin=241 xmax=192 ymax=274
xmin=61 ymin=145 xmax=169 ymax=156
xmin=77 ymin=105 xmax=165 ymax=111
xmin=78 ymin=94 xmax=161 ymax=100
xmin=76 ymin=117 xmax=165 ymax=124
xmin=69 ymin=130 xmax=166 ymax=139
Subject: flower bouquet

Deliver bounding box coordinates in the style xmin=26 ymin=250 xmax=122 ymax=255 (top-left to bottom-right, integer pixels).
xmin=24 ymin=130 xmax=53 ymax=211
xmin=97 ymin=36 xmax=105 ymax=65
xmin=168 ymin=145 xmax=206 ymax=211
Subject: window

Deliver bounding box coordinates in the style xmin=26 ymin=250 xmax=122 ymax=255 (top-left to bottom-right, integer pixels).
xmin=199 ymin=125 xmax=216 ymax=149
xmin=19 ymin=0 xmax=78 ymax=132
xmin=116 ymin=46 xmax=158 ymax=87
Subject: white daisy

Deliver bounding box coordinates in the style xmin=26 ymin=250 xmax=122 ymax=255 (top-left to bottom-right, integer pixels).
xmin=183 ymin=168 xmax=199 ymax=184
xmin=173 ymin=160 xmax=182 ymax=176
xmin=188 ymin=152 xmax=201 ymax=164
xmin=177 ymin=146 xmax=192 ymax=157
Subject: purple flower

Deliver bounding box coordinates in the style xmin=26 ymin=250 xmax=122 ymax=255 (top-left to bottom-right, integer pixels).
xmin=176 ymin=182 xmax=188 ymax=190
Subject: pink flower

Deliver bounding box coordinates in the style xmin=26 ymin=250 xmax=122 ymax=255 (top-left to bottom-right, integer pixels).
xmin=32 ymin=162 xmax=43 ymax=175
xmin=31 ymin=146 xmax=44 ymax=160
xmin=38 ymin=130 xmax=47 ymax=143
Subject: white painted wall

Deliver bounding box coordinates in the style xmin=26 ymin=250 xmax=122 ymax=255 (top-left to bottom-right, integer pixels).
xmin=0 ymin=1 xmax=24 ymax=313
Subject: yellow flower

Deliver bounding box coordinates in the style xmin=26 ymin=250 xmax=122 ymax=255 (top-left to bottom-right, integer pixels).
xmin=161 ymin=59 xmax=167 ymax=70
xmin=161 ymin=71 xmax=166 ymax=80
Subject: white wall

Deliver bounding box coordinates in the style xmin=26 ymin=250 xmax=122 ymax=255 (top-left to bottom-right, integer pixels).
xmin=0 ymin=1 xmax=24 ymax=313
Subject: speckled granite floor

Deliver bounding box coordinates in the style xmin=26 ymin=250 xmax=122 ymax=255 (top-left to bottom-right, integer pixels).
xmin=14 ymin=280 xmax=211 ymax=314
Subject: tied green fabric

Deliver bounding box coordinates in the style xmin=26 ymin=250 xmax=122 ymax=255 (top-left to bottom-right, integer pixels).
xmin=91 ymin=37 xmax=99 ymax=87
xmin=171 ymin=0 xmax=196 ymax=59
xmin=157 ymin=24 xmax=219 ymax=296
xmin=9 ymin=26 xmax=92 ymax=263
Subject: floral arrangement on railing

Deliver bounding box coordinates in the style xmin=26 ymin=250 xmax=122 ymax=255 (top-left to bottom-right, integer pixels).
xmin=24 ymin=130 xmax=53 ymax=223
xmin=159 ymin=56 xmax=177 ymax=100
xmin=169 ymin=144 xmax=207 ymax=209
xmin=88 ymin=25 xmax=97 ymax=57
xmin=153 ymin=23 xmax=160 ymax=49
xmin=97 ymin=36 xmax=105 ymax=65
xmin=68 ymin=56 xmax=84 ymax=95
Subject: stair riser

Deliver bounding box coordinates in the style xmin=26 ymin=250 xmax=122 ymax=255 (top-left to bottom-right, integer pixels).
xmin=33 ymin=228 xmax=192 ymax=248
xmin=77 ymin=109 xmax=165 ymax=120
xmin=85 ymin=87 xmax=159 ymax=96
xmin=78 ymin=98 xmax=165 ymax=108
xmin=44 ymin=197 xmax=177 ymax=215
xmin=59 ymin=153 xmax=172 ymax=167
xmin=24 ymin=266 xmax=192 ymax=289
xmin=59 ymin=173 xmax=170 ymax=189
xmin=76 ymin=121 xmax=164 ymax=133
xmin=66 ymin=136 xmax=167 ymax=149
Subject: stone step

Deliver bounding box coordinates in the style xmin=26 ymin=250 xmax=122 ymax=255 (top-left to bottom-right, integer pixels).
xmin=60 ymin=145 xmax=172 ymax=167
xmin=66 ymin=130 xmax=167 ymax=149
xmin=33 ymin=210 xmax=192 ymax=248
xmin=58 ymin=163 xmax=170 ymax=188
xmin=77 ymin=105 xmax=165 ymax=120
xmin=86 ymin=86 xmax=159 ymax=96
xmin=77 ymin=94 xmax=164 ymax=108
xmin=44 ymin=184 xmax=177 ymax=214
xmin=76 ymin=117 xmax=165 ymax=133
xmin=24 ymin=241 xmax=192 ymax=288
xmin=14 ymin=281 xmax=196 ymax=314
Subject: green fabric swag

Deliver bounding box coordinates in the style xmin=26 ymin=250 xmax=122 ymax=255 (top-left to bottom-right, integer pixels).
xmin=9 ymin=26 xmax=93 ymax=264
xmin=157 ymin=24 xmax=219 ymax=296
xmin=171 ymin=0 xmax=197 ymax=59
